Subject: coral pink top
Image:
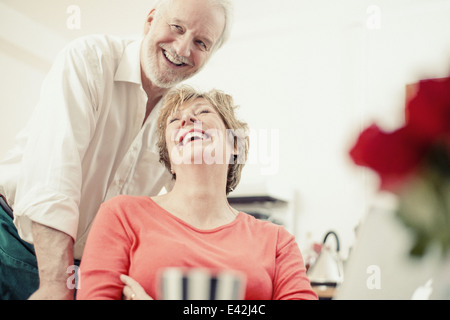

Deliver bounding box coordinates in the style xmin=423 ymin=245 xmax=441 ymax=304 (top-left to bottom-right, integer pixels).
xmin=76 ymin=195 xmax=317 ymax=300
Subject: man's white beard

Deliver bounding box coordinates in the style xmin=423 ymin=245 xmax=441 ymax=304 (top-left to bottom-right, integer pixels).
xmin=142 ymin=47 xmax=202 ymax=89
xmin=144 ymin=59 xmax=183 ymax=89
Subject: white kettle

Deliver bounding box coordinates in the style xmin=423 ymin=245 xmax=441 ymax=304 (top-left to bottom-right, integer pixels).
xmin=307 ymin=231 xmax=344 ymax=286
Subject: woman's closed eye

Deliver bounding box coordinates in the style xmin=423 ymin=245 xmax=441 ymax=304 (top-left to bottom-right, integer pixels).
xmin=197 ymin=109 xmax=211 ymax=115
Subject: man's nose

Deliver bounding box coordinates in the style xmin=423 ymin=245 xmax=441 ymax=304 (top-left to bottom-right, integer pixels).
xmin=173 ymin=36 xmax=192 ymax=58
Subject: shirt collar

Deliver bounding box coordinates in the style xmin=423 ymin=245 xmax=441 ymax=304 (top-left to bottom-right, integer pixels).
xmin=114 ymin=38 xmax=143 ymax=85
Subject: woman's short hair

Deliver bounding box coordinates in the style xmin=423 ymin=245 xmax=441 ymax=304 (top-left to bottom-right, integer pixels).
xmin=157 ymin=85 xmax=249 ymax=194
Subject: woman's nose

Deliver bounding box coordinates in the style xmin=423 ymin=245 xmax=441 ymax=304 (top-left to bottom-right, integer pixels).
xmin=181 ymin=113 xmax=199 ymax=127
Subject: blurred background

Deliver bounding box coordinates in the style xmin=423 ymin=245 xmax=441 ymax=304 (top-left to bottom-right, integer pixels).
xmin=1 ymin=0 xmax=450 ymax=261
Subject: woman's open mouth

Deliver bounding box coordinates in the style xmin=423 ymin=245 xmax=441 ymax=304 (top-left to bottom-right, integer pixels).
xmin=178 ymin=129 xmax=211 ymax=146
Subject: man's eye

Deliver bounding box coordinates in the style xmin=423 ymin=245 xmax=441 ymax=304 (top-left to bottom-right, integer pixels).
xmin=171 ymin=24 xmax=184 ymax=33
xmin=196 ymin=41 xmax=207 ymax=51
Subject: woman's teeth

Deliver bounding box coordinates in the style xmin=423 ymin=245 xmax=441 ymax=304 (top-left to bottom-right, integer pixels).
xmin=180 ymin=131 xmax=209 ymax=146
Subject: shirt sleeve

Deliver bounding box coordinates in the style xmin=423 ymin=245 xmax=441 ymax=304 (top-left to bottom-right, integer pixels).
xmin=272 ymin=227 xmax=318 ymax=300
xmin=76 ymin=197 xmax=133 ymax=300
xmin=13 ymin=38 xmax=100 ymax=242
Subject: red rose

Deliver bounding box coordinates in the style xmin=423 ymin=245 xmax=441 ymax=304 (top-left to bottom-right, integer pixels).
xmin=349 ymin=124 xmax=429 ymax=191
xmin=406 ymin=77 xmax=450 ymax=143
xmin=350 ymin=77 xmax=450 ymax=192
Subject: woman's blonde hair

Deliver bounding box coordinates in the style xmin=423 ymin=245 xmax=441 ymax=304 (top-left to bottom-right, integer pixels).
xmin=157 ymin=85 xmax=249 ymax=194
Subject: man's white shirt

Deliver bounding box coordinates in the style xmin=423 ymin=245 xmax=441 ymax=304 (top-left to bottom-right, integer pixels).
xmin=0 ymin=35 xmax=173 ymax=259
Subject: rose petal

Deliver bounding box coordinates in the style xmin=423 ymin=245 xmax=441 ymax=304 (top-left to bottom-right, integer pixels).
xmin=349 ymin=124 xmax=428 ymax=191
xmin=406 ymin=77 xmax=450 ymax=140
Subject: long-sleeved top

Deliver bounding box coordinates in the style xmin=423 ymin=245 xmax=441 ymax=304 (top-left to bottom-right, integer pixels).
xmin=0 ymin=35 xmax=173 ymax=259
xmin=76 ymin=195 xmax=318 ymax=300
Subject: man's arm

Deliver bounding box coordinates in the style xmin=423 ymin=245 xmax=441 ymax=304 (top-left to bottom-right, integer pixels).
xmin=28 ymin=222 xmax=74 ymax=300
xmin=12 ymin=39 xmax=100 ymax=300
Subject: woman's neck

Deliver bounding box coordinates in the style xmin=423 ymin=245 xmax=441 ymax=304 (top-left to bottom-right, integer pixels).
xmin=156 ymin=164 xmax=237 ymax=229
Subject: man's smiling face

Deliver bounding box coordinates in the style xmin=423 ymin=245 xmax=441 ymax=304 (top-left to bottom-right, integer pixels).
xmin=140 ymin=0 xmax=226 ymax=89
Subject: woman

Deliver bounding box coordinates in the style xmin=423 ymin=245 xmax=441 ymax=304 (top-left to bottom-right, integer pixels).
xmin=76 ymin=86 xmax=317 ymax=300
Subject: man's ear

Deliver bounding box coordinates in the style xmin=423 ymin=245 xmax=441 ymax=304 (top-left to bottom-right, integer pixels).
xmin=143 ymin=9 xmax=156 ymax=35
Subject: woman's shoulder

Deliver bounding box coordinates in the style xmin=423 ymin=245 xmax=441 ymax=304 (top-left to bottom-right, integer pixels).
xmin=100 ymin=195 xmax=151 ymax=212
xmin=240 ymin=212 xmax=284 ymax=232
xmin=240 ymin=212 xmax=295 ymax=240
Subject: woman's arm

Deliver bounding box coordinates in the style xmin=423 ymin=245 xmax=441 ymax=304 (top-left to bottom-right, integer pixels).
xmin=76 ymin=199 xmax=133 ymax=300
xmin=272 ymin=227 xmax=318 ymax=300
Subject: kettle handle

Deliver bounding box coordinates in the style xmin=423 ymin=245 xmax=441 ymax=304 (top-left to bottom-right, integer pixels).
xmin=323 ymin=231 xmax=340 ymax=252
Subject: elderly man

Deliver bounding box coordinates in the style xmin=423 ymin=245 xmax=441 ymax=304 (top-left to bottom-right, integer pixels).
xmin=0 ymin=0 xmax=232 ymax=300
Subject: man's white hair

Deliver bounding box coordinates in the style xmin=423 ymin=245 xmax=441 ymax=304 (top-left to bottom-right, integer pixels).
xmin=152 ymin=0 xmax=233 ymax=51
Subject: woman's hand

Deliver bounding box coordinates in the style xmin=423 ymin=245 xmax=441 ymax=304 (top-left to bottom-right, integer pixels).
xmin=120 ymin=274 xmax=153 ymax=300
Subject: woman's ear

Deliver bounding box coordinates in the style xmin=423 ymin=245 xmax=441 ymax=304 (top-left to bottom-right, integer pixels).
xmin=229 ymin=152 xmax=239 ymax=165
xmin=143 ymin=9 xmax=156 ymax=35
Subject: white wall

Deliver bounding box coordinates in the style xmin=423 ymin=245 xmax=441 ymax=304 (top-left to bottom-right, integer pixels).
xmin=1 ymin=0 xmax=450 ymax=256
xmin=186 ymin=0 xmax=450 ymax=254
xmin=0 ymin=1 xmax=66 ymax=156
